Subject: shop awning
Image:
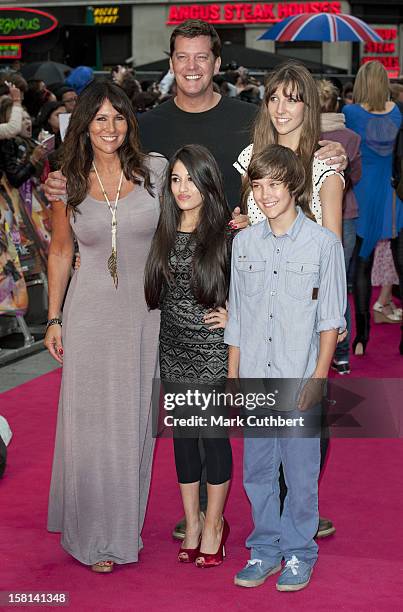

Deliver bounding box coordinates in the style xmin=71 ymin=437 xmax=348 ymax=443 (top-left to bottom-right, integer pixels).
xmin=135 ymin=44 xmax=347 ymax=75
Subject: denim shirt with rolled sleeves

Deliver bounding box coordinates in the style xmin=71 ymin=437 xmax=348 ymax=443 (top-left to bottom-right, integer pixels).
xmin=224 ymin=207 xmax=347 ymax=379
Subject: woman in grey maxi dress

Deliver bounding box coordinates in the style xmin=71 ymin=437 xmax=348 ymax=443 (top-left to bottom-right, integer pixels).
xmin=47 ymin=153 xmax=166 ymax=565
xmin=44 ymin=81 xmax=167 ymax=567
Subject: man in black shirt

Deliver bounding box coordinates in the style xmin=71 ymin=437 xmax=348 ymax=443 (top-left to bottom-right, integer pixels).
xmin=139 ymin=20 xmax=257 ymax=208
xmin=138 ymin=87 xmax=257 ymax=209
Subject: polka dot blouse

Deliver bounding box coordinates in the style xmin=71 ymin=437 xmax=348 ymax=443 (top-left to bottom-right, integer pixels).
xmin=234 ymin=143 xmax=345 ymax=226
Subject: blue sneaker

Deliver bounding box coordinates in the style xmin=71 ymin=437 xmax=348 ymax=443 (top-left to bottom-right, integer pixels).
xmin=234 ymin=559 xmax=282 ymax=588
xmin=276 ymin=556 xmax=313 ymax=592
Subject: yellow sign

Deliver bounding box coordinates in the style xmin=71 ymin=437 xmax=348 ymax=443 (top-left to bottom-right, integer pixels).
xmin=93 ymin=7 xmax=119 ymax=25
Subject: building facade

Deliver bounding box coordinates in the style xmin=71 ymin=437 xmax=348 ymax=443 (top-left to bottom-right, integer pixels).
xmin=0 ymin=0 xmax=401 ymax=75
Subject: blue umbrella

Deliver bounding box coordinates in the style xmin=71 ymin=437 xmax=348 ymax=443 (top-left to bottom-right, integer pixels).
xmin=259 ymin=13 xmax=383 ymax=43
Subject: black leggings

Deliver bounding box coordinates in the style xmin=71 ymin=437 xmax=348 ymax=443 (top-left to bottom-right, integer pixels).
xmin=353 ymin=233 xmax=403 ymax=313
xmin=391 ymin=229 xmax=403 ymax=305
xmin=174 ymin=437 xmax=232 ymax=485
xmin=353 ymin=235 xmax=376 ymax=315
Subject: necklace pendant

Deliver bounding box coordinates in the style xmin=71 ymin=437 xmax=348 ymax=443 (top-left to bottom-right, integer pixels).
xmin=108 ymin=248 xmax=118 ymax=289
xmin=92 ymin=163 xmax=123 ymax=290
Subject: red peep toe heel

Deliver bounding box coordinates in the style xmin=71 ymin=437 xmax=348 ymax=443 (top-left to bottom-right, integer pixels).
xmin=195 ymin=517 xmax=230 ymax=568
xmin=178 ymin=535 xmax=201 ymax=563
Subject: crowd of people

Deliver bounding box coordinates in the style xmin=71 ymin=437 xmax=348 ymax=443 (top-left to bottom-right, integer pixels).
xmin=1 ymin=17 xmax=402 ymax=594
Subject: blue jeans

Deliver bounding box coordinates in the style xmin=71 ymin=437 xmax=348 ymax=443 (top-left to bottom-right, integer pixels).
xmin=243 ymin=435 xmax=320 ymax=566
xmin=335 ymin=219 xmax=356 ymax=362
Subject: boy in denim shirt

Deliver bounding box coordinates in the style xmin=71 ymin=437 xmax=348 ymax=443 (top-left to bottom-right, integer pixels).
xmin=225 ymin=145 xmax=346 ymax=591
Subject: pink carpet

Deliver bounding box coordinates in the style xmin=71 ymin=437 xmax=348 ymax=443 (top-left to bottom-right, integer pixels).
xmin=0 ymin=304 xmax=402 ymax=611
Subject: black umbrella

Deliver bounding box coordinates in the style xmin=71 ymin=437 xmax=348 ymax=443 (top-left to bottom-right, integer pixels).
xmin=20 ymin=61 xmax=72 ymax=86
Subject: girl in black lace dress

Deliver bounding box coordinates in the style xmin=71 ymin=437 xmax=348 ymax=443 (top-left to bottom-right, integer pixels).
xmin=145 ymin=145 xmax=234 ymax=568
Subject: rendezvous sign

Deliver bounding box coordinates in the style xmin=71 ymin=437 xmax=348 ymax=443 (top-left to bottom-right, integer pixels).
xmin=0 ymin=8 xmax=58 ymax=40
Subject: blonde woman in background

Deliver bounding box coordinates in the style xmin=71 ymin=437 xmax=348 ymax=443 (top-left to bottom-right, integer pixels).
xmin=343 ymin=61 xmax=403 ymax=355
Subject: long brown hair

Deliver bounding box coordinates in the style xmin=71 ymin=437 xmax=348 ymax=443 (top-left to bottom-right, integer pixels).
xmin=353 ymin=61 xmax=390 ymax=112
xmin=62 ymin=80 xmax=153 ymax=212
xmin=144 ymin=145 xmax=232 ymax=310
xmin=250 ymin=61 xmax=320 ymax=219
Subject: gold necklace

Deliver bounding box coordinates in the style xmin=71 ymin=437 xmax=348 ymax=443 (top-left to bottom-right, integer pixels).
xmin=92 ymin=162 xmax=124 ymax=289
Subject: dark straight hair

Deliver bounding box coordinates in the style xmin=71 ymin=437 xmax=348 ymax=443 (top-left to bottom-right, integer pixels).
xmin=144 ymin=144 xmax=232 ymax=310
xmin=61 ymin=79 xmax=153 ymax=211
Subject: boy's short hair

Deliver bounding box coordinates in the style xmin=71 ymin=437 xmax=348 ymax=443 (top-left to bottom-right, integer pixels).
xmin=247 ymin=144 xmax=306 ymax=200
xmin=170 ymin=19 xmax=222 ymax=58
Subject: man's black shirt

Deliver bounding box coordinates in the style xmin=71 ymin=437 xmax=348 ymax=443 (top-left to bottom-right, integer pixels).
xmin=138 ymin=97 xmax=258 ymax=209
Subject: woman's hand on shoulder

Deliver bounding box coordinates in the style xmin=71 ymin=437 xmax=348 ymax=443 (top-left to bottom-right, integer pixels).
xmin=315 ymin=140 xmax=348 ymax=172
xmin=204 ymin=306 xmax=228 ymax=329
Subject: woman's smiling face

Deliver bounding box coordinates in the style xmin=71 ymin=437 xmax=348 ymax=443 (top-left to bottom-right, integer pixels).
xmin=88 ymin=99 xmax=128 ymax=155
xmin=267 ymin=84 xmax=305 ymax=140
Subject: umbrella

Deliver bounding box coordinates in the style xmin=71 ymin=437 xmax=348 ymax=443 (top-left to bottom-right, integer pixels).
xmin=259 ymin=13 xmax=383 ymax=43
xmin=20 ymin=61 xmax=72 ymax=86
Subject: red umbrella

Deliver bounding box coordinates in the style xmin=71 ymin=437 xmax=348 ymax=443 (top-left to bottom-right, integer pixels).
xmin=259 ymin=13 xmax=382 ymax=43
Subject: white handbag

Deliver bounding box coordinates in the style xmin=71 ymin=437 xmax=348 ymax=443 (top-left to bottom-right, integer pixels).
xmin=0 ymin=415 xmax=12 ymax=446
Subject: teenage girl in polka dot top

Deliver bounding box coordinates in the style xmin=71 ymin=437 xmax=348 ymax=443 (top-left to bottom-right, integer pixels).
xmin=234 ymin=62 xmax=345 ymax=237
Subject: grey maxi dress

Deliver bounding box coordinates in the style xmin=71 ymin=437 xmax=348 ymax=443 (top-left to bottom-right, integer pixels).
xmin=47 ymin=155 xmax=167 ymax=565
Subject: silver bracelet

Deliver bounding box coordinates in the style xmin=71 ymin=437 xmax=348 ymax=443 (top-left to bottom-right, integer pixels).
xmin=46 ymin=318 xmax=62 ymax=330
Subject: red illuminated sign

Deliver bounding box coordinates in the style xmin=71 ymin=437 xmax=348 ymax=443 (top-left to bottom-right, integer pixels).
xmin=167 ymin=2 xmax=342 ymax=25
xmin=375 ymin=28 xmax=397 ymax=41
xmin=365 ymin=43 xmax=395 ymax=54
xmin=361 ymin=26 xmax=400 ymax=78
xmin=361 ymin=56 xmax=400 ymax=69
xmin=0 ymin=43 xmax=21 ymax=58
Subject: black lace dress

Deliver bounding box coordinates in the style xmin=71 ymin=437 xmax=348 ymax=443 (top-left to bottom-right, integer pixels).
xmin=159 ymin=231 xmax=229 ymax=384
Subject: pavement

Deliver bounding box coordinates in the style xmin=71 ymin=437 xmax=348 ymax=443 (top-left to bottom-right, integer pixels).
xmin=0 ymin=350 xmax=60 ymax=394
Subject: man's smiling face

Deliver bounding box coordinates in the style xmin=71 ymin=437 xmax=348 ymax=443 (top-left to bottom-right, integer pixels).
xmin=170 ymin=35 xmax=221 ymax=100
